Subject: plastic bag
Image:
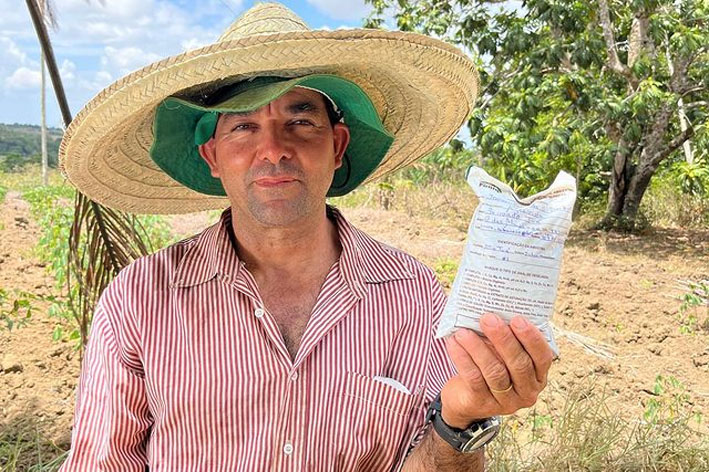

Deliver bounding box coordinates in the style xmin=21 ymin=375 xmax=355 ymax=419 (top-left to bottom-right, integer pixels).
xmin=435 ymin=167 xmax=577 ymax=357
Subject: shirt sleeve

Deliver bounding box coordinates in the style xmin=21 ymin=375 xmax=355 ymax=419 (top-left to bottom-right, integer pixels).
xmin=58 ymin=275 xmax=153 ymax=472
xmin=393 ymin=274 xmax=458 ymax=470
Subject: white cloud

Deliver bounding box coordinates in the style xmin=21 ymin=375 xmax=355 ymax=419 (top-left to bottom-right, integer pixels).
xmin=59 ymin=59 xmax=76 ymax=81
xmin=101 ymin=46 xmax=162 ymax=75
xmin=181 ymin=37 xmax=209 ymax=51
xmin=0 ymin=37 xmax=28 ymax=65
xmin=5 ymin=67 xmax=42 ymax=90
xmin=306 ymin=0 xmax=371 ymax=22
xmin=94 ymin=70 xmax=112 ymax=84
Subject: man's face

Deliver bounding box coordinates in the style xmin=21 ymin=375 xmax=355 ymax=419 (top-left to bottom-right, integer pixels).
xmin=198 ymin=88 xmax=350 ymax=227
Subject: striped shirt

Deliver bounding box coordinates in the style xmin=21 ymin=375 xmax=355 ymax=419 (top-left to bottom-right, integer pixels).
xmin=59 ymin=206 xmax=456 ymax=472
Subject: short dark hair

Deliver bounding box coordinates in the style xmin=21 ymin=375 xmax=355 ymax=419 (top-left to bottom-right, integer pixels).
xmin=323 ymin=97 xmax=343 ymax=127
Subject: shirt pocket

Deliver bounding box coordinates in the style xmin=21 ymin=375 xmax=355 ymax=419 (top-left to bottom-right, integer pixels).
xmin=330 ymin=371 xmax=424 ymax=471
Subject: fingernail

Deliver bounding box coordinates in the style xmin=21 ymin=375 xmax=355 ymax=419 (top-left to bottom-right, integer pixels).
xmin=512 ymin=317 xmax=528 ymax=329
xmin=482 ymin=313 xmax=502 ymax=327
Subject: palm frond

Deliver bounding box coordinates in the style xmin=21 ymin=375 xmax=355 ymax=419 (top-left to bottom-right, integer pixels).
xmin=36 ymin=0 xmax=57 ymax=30
xmin=67 ymin=196 xmax=152 ymax=349
xmin=552 ymin=323 xmax=616 ymax=360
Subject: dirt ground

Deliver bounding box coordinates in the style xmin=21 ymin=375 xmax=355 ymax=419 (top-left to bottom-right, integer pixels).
xmin=1 ymin=192 xmax=708 ymax=465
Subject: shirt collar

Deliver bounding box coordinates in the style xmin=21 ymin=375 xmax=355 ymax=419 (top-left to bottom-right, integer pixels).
xmin=171 ymin=206 xmax=415 ymax=294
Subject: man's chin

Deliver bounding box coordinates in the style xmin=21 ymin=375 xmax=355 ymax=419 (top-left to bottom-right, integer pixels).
xmin=246 ymin=198 xmax=311 ymax=227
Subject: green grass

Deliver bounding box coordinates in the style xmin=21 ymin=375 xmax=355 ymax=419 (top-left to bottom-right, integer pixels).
xmin=487 ymin=376 xmax=708 ymax=471
xmin=0 ymin=165 xmax=66 ymax=192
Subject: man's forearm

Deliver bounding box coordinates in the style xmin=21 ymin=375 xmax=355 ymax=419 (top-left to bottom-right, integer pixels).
xmin=400 ymin=428 xmax=485 ymax=471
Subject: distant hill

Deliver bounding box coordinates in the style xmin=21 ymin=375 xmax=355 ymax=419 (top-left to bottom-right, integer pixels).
xmin=0 ymin=123 xmax=63 ymax=170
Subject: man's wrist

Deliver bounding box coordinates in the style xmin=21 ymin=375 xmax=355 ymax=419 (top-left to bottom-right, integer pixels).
xmin=430 ymin=424 xmax=485 ymax=453
xmin=440 ymin=407 xmax=485 ymax=430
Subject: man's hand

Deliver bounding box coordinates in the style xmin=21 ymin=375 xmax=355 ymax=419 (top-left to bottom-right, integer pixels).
xmin=440 ymin=313 xmax=554 ymax=429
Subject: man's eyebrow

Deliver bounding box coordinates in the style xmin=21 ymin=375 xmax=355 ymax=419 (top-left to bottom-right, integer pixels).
xmin=287 ymin=100 xmax=321 ymax=114
xmin=222 ymin=109 xmax=255 ymax=118
xmin=219 ymin=100 xmax=321 ymax=120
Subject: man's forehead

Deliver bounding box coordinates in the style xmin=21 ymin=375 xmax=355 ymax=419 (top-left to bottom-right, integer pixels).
xmin=219 ymin=87 xmax=328 ymax=119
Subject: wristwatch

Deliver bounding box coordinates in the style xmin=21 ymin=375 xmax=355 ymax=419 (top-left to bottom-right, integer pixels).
xmin=425 ymin=393 xmax=501 ymax=453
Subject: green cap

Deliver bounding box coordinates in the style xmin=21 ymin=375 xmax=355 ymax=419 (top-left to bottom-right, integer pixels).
xmin=150 ymin=74 xmax=394 ymax=197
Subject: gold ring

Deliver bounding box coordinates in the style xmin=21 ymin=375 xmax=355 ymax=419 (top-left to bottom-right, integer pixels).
xmin=490 ymin=384 xmax=514 ymax=394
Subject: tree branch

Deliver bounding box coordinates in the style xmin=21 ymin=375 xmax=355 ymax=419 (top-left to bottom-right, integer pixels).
xmin=650 ymin=126 xmax=695 ymax=167
xmin=597 ymin=0 xmax=635 ymax=86
xmin=684 ymin=101 xmax=707 ymax=109
xmin=680 ymin=85 xmax=706 ymax=97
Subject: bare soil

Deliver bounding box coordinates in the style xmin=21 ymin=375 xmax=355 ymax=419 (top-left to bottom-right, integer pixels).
xmin=1 ymin=193 xmax=708 ymax=467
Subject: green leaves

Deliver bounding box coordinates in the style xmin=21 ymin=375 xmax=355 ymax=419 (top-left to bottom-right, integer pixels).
xmin=365 ymin=0 xmax=708 ymax=227
xmin=672 ymin=158 xmax=709 ymax=196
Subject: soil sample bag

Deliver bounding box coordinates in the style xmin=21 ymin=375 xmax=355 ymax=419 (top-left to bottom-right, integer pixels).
xmin=435 ymin=167 xmax=577 ymax=356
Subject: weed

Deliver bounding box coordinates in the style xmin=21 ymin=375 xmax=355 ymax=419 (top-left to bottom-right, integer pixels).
xmin=433 ymin=258 xmax=459 ymax=289
xmin=0 ymin=288 xmax=34 ymax=331
xmin=487 ymin=377 xmax=708 ymax=471
xmin=678 ymin=280 xmax=709 ymax=334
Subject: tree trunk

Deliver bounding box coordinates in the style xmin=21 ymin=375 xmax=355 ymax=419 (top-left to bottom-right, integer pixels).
xmin=601 ymin=159 xmax=650 ymax=231
xmin=601 ymin=145 xmax=634 ymax=228
xmin=621 ymin=162 xmax=654 ymax=222
xmin=40 ymin=50 xmax=48 ymax=186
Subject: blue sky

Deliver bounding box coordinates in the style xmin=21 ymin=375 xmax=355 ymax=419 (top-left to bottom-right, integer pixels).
xmin=0 ymin=0 xmax=377 ymax=127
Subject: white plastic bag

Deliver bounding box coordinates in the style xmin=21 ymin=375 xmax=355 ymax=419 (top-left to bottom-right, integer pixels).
xmin=435 ymin=167 xmax=577 ymax=356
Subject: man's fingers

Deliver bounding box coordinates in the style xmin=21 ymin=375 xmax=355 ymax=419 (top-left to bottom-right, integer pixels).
xmin=445 ymin=335 xmax=488 ymax=394
xmin=480 ymin=314 xmax=538 ymax=391
xmin=509 ymin=316 xmax=555 ymax=385
xmin=454 ymin=328 xmax=513 ymax=396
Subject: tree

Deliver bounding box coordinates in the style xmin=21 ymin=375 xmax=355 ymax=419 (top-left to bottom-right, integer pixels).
xmin=365 ymin=0 xmax=708 ymax=230
xmin=37 ymin=0 xmax=56 ymax=187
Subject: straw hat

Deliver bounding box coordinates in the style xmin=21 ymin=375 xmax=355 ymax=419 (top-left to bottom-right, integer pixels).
xmin=59 ymin=2 xmax=479 ymax=214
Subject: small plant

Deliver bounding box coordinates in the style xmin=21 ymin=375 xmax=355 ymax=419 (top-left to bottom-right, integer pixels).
xmin=0 ymin=288 xmax=33 ymax=331
xmin=19 ymin=183 xmax=172 ymax=348
xmin=677 ymin=280 xmax=709 ymax=334
xmin=433 ymin=258 xmax=458 ymax=288
xmin=642 ymin=375 xmax=698 ymax=424
xmin=0 ymin=288 xmax=67 ymax=333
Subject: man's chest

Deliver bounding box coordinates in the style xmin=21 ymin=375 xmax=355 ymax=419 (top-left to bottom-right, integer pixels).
xmin=135 ymin=281 xmax=435 ymax=470
xmin=263 ymin=292 xmax=316 ymax=360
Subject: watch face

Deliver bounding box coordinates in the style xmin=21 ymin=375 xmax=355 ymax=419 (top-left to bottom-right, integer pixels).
xmin=461 ymin=425 xmax=500 ymax=452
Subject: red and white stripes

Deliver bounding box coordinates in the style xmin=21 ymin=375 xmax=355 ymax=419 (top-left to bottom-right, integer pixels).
xmin=59 ymin=207 xmax=456 ymax=471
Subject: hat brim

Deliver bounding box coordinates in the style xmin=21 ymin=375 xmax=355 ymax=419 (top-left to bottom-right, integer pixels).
xmin=150 ymin=74 xmax=394 ymax=198
xmin=59 ymin=30 xmax=479 ymax=214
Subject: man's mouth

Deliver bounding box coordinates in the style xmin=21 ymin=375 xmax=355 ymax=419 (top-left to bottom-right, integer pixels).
xmin=254 ymin=177 xmax=298 ymax=187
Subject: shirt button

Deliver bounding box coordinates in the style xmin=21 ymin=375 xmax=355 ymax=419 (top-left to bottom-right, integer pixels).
xmin=290 ymin=372 xmax=298 ymax=381
xmin=283 ymin=442 xmax=293 ymax=455
xmin=254 ymin=308 xmax=265 ymax=318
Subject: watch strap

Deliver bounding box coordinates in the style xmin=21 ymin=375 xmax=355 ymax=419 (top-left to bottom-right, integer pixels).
xmin=425 ymin=393 xmax=501 ymax=453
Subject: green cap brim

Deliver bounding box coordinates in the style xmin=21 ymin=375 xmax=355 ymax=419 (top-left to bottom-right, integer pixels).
xmin=150 ymin=74 xmax=394 ymax=197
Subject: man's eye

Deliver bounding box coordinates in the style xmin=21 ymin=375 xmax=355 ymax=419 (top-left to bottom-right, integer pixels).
xmin=291 ymin=119 xmax=314 ymax=126
xmin=230 ymin=123 xmax=253 ymax=131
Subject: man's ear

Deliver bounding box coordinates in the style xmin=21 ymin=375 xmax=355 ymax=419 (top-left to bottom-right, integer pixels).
xmin=198 ymin=138 xmax=220 ymax=178
xmin=332 ymin=123 xmax=350 ymax=170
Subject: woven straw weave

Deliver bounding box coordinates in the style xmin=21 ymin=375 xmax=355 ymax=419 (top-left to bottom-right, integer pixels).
xmin=59 ymin=2 xmax=479 ymax=214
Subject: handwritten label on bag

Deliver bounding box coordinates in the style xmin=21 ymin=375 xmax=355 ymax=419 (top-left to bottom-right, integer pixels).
xmin=435 ymin=167 xmax=577 ymax=356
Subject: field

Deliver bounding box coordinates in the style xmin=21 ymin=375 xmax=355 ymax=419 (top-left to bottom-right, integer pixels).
xmin=1 ymin=170 xmax=708 ymax=471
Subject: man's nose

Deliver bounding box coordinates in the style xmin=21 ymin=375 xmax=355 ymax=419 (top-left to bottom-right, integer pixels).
xmin=257 ymin=122 xmax=292 ymax=165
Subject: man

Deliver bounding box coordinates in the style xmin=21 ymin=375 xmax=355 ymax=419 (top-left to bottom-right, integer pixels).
xmin=58 ymin=3 xmax=553 ymax=471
